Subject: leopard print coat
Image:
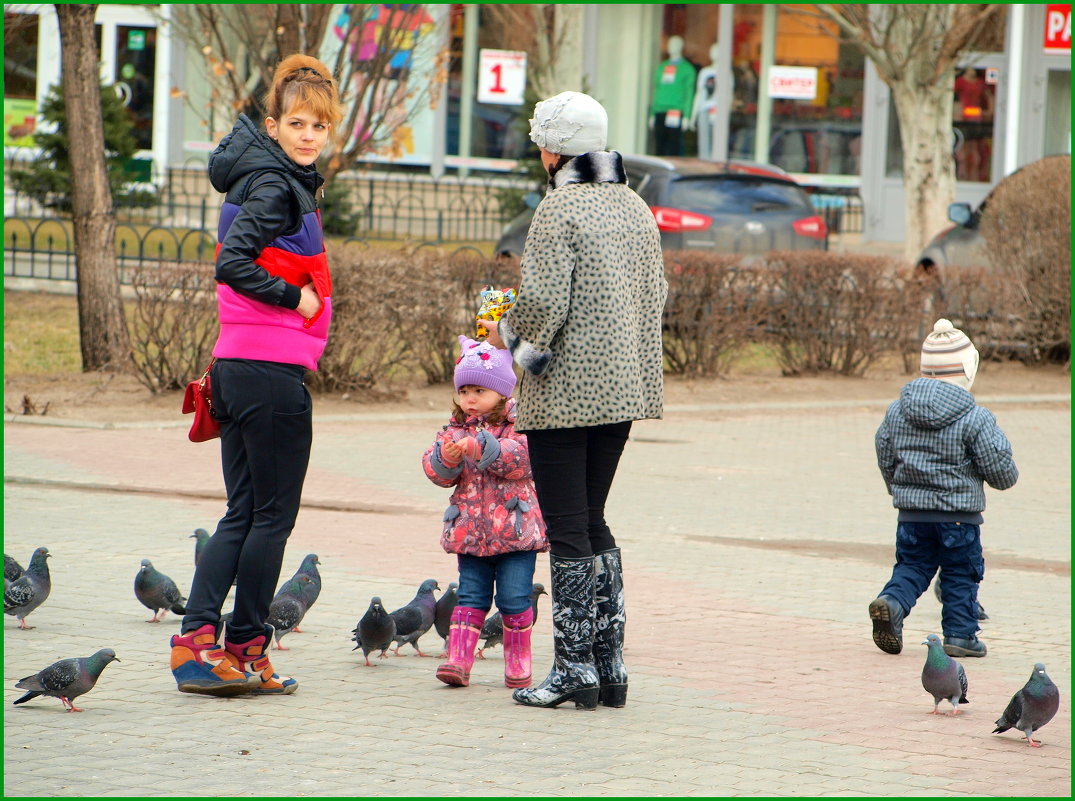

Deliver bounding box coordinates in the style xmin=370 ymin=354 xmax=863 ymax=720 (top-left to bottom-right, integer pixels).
xmin=499 ymin=151 xmax=667 ymax=431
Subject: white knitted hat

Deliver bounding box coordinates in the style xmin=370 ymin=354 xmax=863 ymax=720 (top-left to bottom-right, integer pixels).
xmin=528 ymin=91 xmax=608 ymax=156
xmin=921 ymin=318 xmax=979 ymax=390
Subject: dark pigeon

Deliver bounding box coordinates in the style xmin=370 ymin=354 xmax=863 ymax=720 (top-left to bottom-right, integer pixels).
xmin=190 ymin=529 xmax=211 ymax=567
xmin=4 ymin=553 xmax=24 ymax=583
xmin=932 ymin=574 xmax=988 ymax=621
xmin=13 ymin=648 xmax=119 ymax=712
xmin=4 ymin=547 xmax=51 ymax=629
xmin=266 ymin=575 xmax=314 ymax=650
xmin=434 ymin=581 xmax=459 ymax=657
xmin=275 ymin=554 xmax=321 ymax=631
xmin=477 ymin=583 xmax=547 ymax=659
xmin=921 ymin=633 xmax=969 ymax=715
xmin=388 ymin=578 xmax=440 ymax=656
xmin=993 ymin=663 xmax=1060 ymax=747
xmin=352 ymin=596 xmax=397 ymax=666
xmin=134 ymin=559 xmax=187 ymax=623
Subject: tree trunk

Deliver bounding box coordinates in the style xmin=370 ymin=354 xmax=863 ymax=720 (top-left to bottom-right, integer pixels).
xmin=55 ymin=4 xmax=132 ymax=372
xmin=891 ymin=81 xmax=957 ymax=262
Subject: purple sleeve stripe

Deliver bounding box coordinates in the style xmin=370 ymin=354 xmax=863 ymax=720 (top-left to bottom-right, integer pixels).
xmin=218 ymin=204 xmax=324 ymax=256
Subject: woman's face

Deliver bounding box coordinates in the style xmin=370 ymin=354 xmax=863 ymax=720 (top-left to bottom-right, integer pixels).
xmin=266 ymin=107 xmax=330 ymax=167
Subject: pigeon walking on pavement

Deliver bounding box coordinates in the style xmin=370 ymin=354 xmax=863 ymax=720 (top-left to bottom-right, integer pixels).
xmin=4 ymin=547 xmax=52 ymax=629
xmin=13 ymin=649 xmax=119 ymax=712
xmin=275 ymin=554 xmax=321 ymax=632
xmin=190 ymin=529 xmax=211 ymax=567
xmin=921 ymin=633 xmax=969 ymax=715
xmin=4 ymin=554 xmax=24 ymax=583
xmin=352 ymin=596 xmax=397 ymax=666
xmin=388 ymin=579 xmax=440 ymax=656
xmin=434 ymin=581 xmax=459 ymax=657
xmin=477 ymin=583 xmax=547 ymax=659
xmin=134 ymin=559 xmax=187 ymax=623
xmin=992 ymin=663 xmax=1060 ymax=747
xmin=266 ymin=575 xmax=314 ymax=650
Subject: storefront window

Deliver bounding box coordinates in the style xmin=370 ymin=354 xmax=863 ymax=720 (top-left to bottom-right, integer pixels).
xmin=652 ymin=4 xmax=721 ymax=158
xmin=4 ymin=12 xmax=39 ymax=147
xmin=1043 ymin=69 xmax=1072 ymax=156
xmin=114 ymin=25 xmax=156 ymax=152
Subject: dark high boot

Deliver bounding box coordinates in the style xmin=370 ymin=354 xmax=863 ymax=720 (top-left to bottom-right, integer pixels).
xmin=512 ymin=554 xmax=599 ymax=710
xmin=593 ymin=547 xmax=627 ymax=707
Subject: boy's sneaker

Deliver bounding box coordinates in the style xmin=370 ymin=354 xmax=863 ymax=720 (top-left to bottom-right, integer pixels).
xmin=942 ymin=635 xmax=987 ymax=658
xmin=170 ymin=624 xmax=260 ymax=696
xmin=868 ymin=596 xmax=905 ymax=654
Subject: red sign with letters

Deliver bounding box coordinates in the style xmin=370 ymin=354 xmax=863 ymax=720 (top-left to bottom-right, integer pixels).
xmin=1044 ymin=4 xmax=1071 ymax=54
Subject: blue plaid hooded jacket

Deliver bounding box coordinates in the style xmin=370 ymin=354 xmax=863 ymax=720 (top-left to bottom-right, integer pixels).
xmin=875 ymin=378 xmax=1018 ymax=517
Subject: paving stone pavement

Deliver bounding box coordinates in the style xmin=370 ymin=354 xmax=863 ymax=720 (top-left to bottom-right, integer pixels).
xmin=3 ymin=391 xmax=1070 ymax=797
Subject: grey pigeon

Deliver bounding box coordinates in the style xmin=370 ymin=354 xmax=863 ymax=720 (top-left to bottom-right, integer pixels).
xmin=921 ymin=633 xmax=969 ymax=715
xmin=4 ymin=553 xmax=24 ymax=583
xmin=266 ymin=575 xmax=314 ymax=650
xmin=275 ymin=554 xmax=321 ymax=631
xmin=932 ymin=574 xmax=988 ymax=620
xmin=993 ymin=663 xmax=1060 ymax=747
xmin=4 ymin=547 xmax=51 ymax=629
xmin=477 ymin=583 xmax=547 ymax=659
xmin=434 ymin=581 xmax=459 ymax=657
xmin=13 ymin=648 xmax=119 ymax=712
xmin=134 ymin=559 xmax=187 ymax=623
xmin=190 ymin=529 xmax=211 ymax=567
xmin=352 ymin=596 xmax=397 ymax=666
xmin=388 ymin=578 xmax=440 ymax=656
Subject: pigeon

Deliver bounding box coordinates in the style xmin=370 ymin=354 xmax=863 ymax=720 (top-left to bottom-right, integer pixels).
xmin=4 ymin=553 xmax=24 ymax=583
xmin=932 ymin=575 xmax=988 ymax=621
xmin=190 ymin=529 xmax=211 ymax=567
xmin=434 ymin=581 xmax=459 ymax=657
xmin=993 ymin=663 xmax=1060 ymax=747
xmin=921 ymin=633 xmax=969 ymax=715
xmin=13 ymin=649 xmax=119 ymax=712
xmin=4 ymin=547 xmax=52 ymax=629
xmin=275 ymin=554 xmax=321 ymax=631
xmin=477 ymin=583 xmax=547 ymax=659
xmin=266 ymin=575 xmax=314 ymax=650
xmin=352 ymin=596 xmax=397 ymax=666
xmin=134 ymin=559 xmax=187 ymax=623
xmin=388 ymin=578 xmax=440 ymax=656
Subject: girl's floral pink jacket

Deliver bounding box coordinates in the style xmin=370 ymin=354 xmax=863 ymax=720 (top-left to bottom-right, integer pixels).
xmin=422 ymin=398 xmax=548 ymax=557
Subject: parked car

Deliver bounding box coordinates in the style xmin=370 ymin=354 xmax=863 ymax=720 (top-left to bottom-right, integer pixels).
xmin=494 ymin=154 xmax=828 ymax=264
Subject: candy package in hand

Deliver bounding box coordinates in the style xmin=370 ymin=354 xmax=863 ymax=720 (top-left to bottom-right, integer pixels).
xmin=475 ymin=285 xmax=516 ymax=339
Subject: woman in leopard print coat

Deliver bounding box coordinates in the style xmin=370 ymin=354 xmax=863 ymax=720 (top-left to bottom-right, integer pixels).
xmin=486 ymin=91 xmax=667 ymax=712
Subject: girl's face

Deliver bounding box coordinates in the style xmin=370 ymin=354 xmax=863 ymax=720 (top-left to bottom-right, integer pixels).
xmin=266 ymin=107 xmax=330 ymax=166
xmin=456 ymin=385 xmax=503 ymax=418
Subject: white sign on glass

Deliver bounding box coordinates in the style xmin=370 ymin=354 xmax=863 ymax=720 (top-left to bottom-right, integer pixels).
xmin=477 ymin=49 xmax=528 ymax=106
xmin=767 ymin=66 xmax=818 ymax=100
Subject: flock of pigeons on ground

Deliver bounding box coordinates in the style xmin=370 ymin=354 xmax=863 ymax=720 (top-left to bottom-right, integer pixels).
xmin=3 ymin=537 xmax=1062 ymax=747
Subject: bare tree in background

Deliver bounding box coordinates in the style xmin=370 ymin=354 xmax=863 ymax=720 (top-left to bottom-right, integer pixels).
xmin=163 ymin=4 xmax=445 ymax=182
xmin=811 ymin=4 xmax=1005 ymax=260
xmin=55 ymin=4 xmax=132 ymax=371
xmin=483 ymin=4 xmax=585 ymax=99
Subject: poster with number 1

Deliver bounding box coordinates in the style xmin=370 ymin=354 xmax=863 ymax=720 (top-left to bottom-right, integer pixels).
xmin=478 ymin=49 xmax=527 ymax=106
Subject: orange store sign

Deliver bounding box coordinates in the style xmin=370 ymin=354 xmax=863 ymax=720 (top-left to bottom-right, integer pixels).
xmin=1044 ymin=4 xmax=1071 ymax=54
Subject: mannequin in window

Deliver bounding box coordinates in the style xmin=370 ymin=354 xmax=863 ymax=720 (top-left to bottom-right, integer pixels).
xmin=686 ymin=43 xmax=725 ymax=160
xmin=650 ymin=35 xmax=696 ymax=156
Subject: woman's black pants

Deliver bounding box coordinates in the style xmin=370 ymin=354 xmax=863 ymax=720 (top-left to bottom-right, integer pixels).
xmin=182 ymin=358 xmax=312 ymax=643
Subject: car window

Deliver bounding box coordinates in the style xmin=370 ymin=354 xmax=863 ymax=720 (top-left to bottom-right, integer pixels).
xmin=666 ymin=177 xmax=810 ymax=215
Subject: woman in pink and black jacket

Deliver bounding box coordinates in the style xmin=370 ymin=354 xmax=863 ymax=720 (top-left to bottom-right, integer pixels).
xmin=169 ymin=55 xmax=342 ymax=698
xmin=422 ymin=335 xmax=547 ymax=690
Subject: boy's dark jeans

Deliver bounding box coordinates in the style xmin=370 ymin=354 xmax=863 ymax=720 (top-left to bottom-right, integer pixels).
xmin=183 ymin=358 xmax=312 ymax=643
xmin=880 ymin=521 xmax=984 ymax=639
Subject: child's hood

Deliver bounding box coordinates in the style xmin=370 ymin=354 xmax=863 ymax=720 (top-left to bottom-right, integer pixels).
xmin=897 ymin=378 xmax=975 ymax=430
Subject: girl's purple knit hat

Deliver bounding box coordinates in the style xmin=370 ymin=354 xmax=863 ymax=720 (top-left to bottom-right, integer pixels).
xmin=454 ymin=335 xmax=517 ymax=397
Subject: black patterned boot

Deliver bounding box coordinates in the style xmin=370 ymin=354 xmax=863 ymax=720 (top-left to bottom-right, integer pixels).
xmin=512 ymin=554 xmax=599 ymax=710
xmin=594 ymin=547 xmax=627 ymax=707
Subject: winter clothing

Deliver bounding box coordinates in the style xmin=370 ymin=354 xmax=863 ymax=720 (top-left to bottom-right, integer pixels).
xmin=921 ymin=318 xmax=979 ymax=390
xmin=498 ymin=150 xmax=667 ymax=432
xmin=209 ymin=113 xmax=332 ymax=371
xmin=454 ymin=335 xmax=517 ymax=397
xmin=422 ymin=399 xmax=547 ymax=558
xmin=436 ymin=606 xmax=486 ymax=687
xmin=529 ymin=91 xmax=608 ymax=156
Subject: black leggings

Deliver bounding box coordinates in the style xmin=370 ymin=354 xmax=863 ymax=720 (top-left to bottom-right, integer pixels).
xmin=524 ymin=422 xmax=632 ymax=559
xmin=182 ymin=358 xmax=312 ymax=643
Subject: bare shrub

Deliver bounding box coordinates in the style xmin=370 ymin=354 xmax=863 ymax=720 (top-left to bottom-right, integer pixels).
xmin=760 ymin=251 xmax=918 ymax=376
xmin=925 ymin=267 xmax=1030 ymax=362
xmin=128 ymin=261 xmax=217 ymax=392
xmin=662 ymin=251 xmax=764 ymax=376
xmin=979 ymin=155 xmax=1071 ymax=364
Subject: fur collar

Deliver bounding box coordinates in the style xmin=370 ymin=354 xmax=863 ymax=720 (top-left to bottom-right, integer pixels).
xmin=549 ymin=151 xmax=627 ymax=190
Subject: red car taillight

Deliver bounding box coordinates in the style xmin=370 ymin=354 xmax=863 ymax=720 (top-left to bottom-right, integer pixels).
xmin=792 ymin=215 xmax=828 ymax=240
xmin=650 ymin=206 xmax=713 ymax=233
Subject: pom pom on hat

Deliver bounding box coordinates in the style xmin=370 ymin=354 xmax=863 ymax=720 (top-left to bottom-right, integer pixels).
xmin=528 ymin=91 xmax=608 ymax=156
xmin=921 ymin=318 xmax=979 ymax=390
xmin=454 ymin=335 xmax=517 ymax=398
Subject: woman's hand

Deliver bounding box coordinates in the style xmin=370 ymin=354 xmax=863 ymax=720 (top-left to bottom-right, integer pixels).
xmin=296 ymin=282 xmax=322 ymax=318
xmin=482 ymin=318 xmax=506 ymax=350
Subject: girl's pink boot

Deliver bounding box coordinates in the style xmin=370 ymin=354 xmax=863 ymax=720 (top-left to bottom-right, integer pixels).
xmin=436 ymin=606 xmax=486 ymax=687
xmin=502 ymin=608 xmax=534 ymax=688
